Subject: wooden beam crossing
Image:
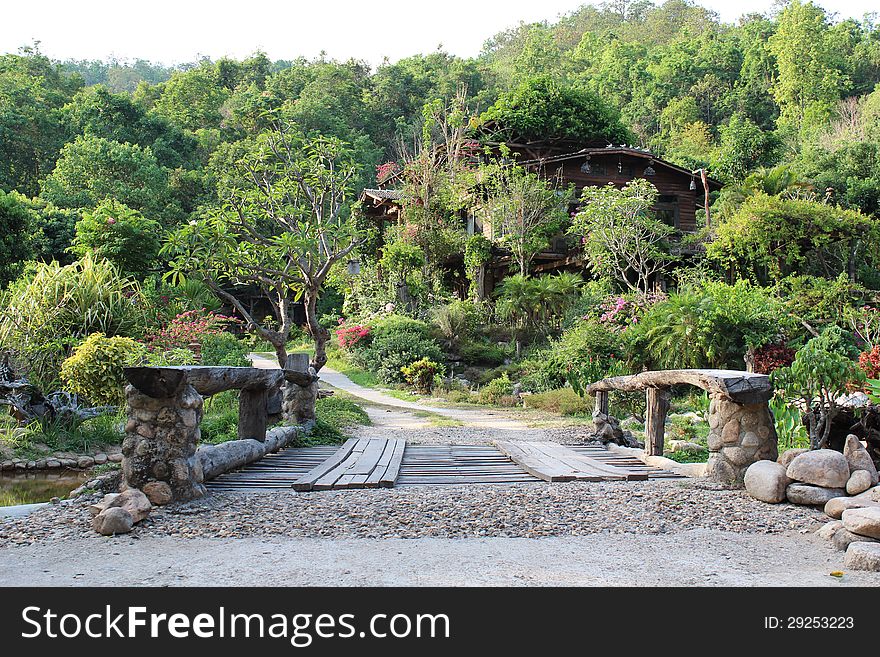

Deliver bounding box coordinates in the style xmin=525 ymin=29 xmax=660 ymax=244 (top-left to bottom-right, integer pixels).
xmin=494 ymin=441 xmax=649 ymax=482
xmin=293 ymin=438 xmax=406 ymax=491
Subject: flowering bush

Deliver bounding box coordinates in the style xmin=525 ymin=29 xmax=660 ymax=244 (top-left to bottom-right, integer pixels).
xmin=60 ymin=333 xmax=147 ymax=405
xmin=145 ymin=309 xmax=240 ymax=352
xmin=376 ymin=162 xmax=400 ymax=184
xmin=859 ymin=346 xmax=880 ymax=379
xmin=753 ymin=343 xmax=796 ymax=374
xmin=595 ymin=292 xmax=665 ymax=332
xmin=336 ymin=323 xmax=371 ymax=349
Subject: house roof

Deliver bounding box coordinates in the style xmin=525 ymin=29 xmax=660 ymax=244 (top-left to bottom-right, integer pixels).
xmin=361 ymin=188 xmax=403 ymax=202
xmin=512 ymin=144 xmax=723 ymax=190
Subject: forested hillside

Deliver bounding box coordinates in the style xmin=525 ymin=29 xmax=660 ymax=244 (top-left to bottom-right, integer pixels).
xmin=1 ymin=0 xmax=878 ymax=283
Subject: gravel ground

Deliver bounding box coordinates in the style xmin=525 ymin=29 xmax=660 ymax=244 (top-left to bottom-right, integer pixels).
xmin=0 ymin=478 xmax=825 ymax=546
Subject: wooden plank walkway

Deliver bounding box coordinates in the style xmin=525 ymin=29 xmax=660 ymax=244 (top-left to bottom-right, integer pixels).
xmin=494 ymin=441 xmax=649 ymax=482
xmin=293 ymin=437 xmax=406 ymax=491
xmin=206 ymin=441 xmax=683 ymax=492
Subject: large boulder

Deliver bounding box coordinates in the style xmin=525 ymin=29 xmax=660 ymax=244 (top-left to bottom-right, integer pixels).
xmin=842 ymin=507 xmax=880 ymax=539
xmin=844 ymin=435 xmax=879 ymax=485
xmin=103 ymin=488 xmax=152 ymax=523
xmin=785 ymin=483 xmax=846 ymax=506
xmin=744 ymin=460 xmax=790 ymax=503
xmin=142 ymin=481 xmax=173 ymax=506
xmin=844 ymin=542 xmax=880 ymax=571
xmin=833 ymin=527 xmax=879 ymax=551
xmin=778 ymin=448 xmax=809 ymax=469
xmin=825 ymin=496 xmax=880 ymax=519
xmin=786 ymin=449 xmax=850 ymax=488
xmin=92 ymin=507 xmax=133 ymax=536
xmin=847 ymin=470 xmax=874 ymax=496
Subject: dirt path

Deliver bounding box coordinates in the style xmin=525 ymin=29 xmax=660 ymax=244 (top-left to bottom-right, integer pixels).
xmin=250 ymin=353 xmax=541 ymax=437
xmin=0 ymin=529 xmax=875 ymax=587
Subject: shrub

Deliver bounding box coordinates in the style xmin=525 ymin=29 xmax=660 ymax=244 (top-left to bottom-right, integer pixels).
xmin=523 ymin=388 xmax=591 ymax=416
xmin=458 ymin=339 xmax=510 ymax=367
xmin=60 ymin=333 xmax=147 ymax=405
xmin=69 ymin=199 xmax=162 ymax=278
xmin=0 ymin=255 xmax=146 ymax=390
xmin=145 ymin=309 xmax=239 ymax=352
xmin=354 ymin=331 xmax=444 ymax=384
xmin=401 ymin=357 xmax=445 ymax=393
xmin=433 ymin=300 xmax=480 ymax=349
xmin=305 ymin=396 xmax=371 ymax=445
xmin=200 ymin=332 xmax=250 ymax=366
xmin=477 ymin=373 xmax=513 ymax=405
xmin=753 ymin=343 xmax=796 ymax=374
xmin=336 ymin=323 xmax=371 ymax=350
xmin=200 ymin=390 xmax=239 ymax=444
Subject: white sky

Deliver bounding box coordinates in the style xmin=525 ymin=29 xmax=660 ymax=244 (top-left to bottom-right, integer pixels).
xmin=1 ymin=0 xmax=876 ymax=66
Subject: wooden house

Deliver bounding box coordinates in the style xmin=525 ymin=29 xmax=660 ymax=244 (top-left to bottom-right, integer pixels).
xmin=358 ymin=140 xmax=722 ymax=295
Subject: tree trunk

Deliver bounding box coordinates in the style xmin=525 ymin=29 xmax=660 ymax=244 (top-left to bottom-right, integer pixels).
xmin=304 ymin=287 xmax=329 ymax=372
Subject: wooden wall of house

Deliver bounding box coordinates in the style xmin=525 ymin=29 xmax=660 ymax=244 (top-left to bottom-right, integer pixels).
xmin=534 ymin=153 xmax=702 ymax=233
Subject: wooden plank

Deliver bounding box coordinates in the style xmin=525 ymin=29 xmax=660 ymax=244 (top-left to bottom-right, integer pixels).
xmin=348 ymin=439 xmax=387 ymax=475
xmin=365 ymin=439 xmax=400 ymax=487
xmin=378 ymin=439 xmax=406 ymax=487
xmin=495 ymin=441 xmax=576 ymax=482
xmin=292 ymin=438 xmax=359 ymax=491
xmin=532 ymin=442 xmax=648 ymax=481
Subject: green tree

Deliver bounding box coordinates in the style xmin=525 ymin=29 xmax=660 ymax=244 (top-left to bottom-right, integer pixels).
xmin=0 ymin=190 xmax=36 ymax=286
xmin=70 ymin=199 xmax=162 ymax=278
xmin=569 ymin=178 xmax=674 ymax=293
xmin=481 ymin=162 xmax=571 ymax=276
xmin=153 ymin=66 xmax=230 ymax=132
xmin=767 ymin=0 xmax=842 ymax=135
xmin=40 ymin=135 xmax=180 ymax=220
xmin=164 ymin=120 xmax=360 ymax=370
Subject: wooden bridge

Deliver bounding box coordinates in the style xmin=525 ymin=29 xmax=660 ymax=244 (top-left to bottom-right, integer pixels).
xmin=207 ymin=439 xmax=682 ymax=491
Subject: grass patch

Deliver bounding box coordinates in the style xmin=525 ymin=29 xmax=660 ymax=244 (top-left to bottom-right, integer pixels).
xmin=411 ymin=410 xmax=464 ymax=427
xmin=303 ymin=396 xmax=371 ymax=445
xmin=0 ymin=411 xmax=124 ymax=458
xmin=522 ymin=388 xmax=592 ymax=416
xmin=664 ymin=448 xmax=709 ymax=463
xmin=200 ymin=390 xmax=242 ymax=445
xmin=326 ymin=353 xmax=380 ymax=388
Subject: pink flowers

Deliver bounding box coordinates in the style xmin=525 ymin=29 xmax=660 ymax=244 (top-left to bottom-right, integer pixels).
xmin=336 ymin=323 xmax=370 ymax=349
xmin=145 ymin=309 xmax=240 ymax=351
xmin=376 ymin=162 xmax=400 ymax=183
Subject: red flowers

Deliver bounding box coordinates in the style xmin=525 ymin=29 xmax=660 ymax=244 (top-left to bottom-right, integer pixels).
xmin=336 ymin=323 xmax=370 ymax=349
xmin=145 ymin=309 xmax=240 ymax=351
xmin=858 ymin=346 xmax=880 ymax=379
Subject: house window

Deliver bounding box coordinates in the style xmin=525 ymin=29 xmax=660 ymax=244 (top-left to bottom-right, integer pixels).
xmin=655 ymin=195 xmax=680 ymax=229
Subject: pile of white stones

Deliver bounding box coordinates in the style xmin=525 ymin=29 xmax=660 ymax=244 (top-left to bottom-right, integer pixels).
xmin=744 ymin=434 xmax=880 ymax=570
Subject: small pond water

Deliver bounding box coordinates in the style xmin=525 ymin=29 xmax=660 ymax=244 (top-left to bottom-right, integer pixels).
xmin=0 ymin=469 xmax=91 ymax=506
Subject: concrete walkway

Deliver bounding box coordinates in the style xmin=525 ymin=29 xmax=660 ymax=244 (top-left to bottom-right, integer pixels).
xmin=249 ymin=354 xmax=533 ymax=434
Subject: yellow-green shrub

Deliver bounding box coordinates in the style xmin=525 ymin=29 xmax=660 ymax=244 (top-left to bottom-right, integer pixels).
xmin=61 ymin=333 xmax=147 ymax=405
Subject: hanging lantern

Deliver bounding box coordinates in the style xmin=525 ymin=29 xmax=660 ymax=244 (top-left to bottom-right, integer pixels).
xmin=617 ymin=159 xmax=623 ymax=174
xmin=689 ymin=174 xmax=697 ymax=191
xmin=346 ymin=258 xmax=361 ymax=276
xmin=643 ymin=160 xmax=655 ymax=176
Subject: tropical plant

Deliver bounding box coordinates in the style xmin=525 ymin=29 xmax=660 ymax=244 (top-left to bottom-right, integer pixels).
xmin=60 ymin=333 xmax=147 ymax=405
xmin=0 ymin=255 xmax=146 ymax=390
xmin=401 ymin=357 xmax=445 ymax=393
xmin=771 ymin=327 xmax=864 ymax=449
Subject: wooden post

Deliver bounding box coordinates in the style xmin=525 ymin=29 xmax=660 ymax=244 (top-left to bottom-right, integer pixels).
xmin=644 ymin=387 xmax=671 ymax=457
xmin=238 ymin=387 xmax=269 ymax=441
xmin=595 ymin=390 xmax=609 ymax=416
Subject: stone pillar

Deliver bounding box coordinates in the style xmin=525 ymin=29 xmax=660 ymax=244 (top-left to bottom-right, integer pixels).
xmin=706 ymin=394 xmax=778 ymax=487
xmin=122 ymin=382 xmax=206 ymax=502
xmin=281 ymin=379 xmax=318 ymax=424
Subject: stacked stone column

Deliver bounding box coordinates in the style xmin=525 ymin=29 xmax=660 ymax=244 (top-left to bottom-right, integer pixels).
xmin=281 ymin=379 xmax=318 ymax=424
xmin=122 ymin=382 xmax=206 ymax=501
xmin=706 ymin=394 xmax=778 ymax=486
